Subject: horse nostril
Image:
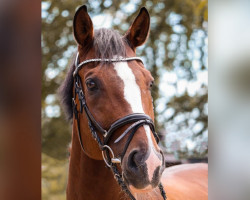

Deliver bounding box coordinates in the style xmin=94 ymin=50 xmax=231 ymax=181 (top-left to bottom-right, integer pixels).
xmin=128 ymin=150 xmax=138 ymax=169
xmin=127 ymin=150 xmax=147 ymax=170
xmin=124 ymin=149 xmax=163 ymax=189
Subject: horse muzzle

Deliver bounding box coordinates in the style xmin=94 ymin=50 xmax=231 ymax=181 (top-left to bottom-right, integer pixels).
xmin=122 ymin=147 xmax=165 ymax=190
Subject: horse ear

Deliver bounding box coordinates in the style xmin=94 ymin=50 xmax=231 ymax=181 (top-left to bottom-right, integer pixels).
xmin=73 ymin=5 xmax=94 ymax=47
xmin=125 ymin=7 xmax=150 ymax=50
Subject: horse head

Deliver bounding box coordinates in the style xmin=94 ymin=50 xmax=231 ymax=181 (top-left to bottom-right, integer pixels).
xmin=69 ymin=5 xmax=165 ymax=194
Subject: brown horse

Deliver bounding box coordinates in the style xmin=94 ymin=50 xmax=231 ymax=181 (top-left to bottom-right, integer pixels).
xmin=60 ymin=5 xmax=208 ymax=200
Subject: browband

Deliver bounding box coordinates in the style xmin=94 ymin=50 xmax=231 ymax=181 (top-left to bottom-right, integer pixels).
xmin=73 ymin=52 xmax=144 ymax=77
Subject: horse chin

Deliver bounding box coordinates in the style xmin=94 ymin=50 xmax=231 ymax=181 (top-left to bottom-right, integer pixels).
xmin=129 ymin=184 xmax=153 ymax=194
xmin=122 ymin=164 xmax=163 ymax=192
xmin=122 ymin=172 xmax=160 ymax=196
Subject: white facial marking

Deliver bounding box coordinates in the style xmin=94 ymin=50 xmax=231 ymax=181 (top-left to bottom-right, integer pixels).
xmin=113 ymin=61 xmax=161 ymax=181
xmin=144 ymin=125 xmax=161 ymax=181
xmin=113 ymin=61 xmax=144 ymax=113
xmin=113 ymin=61 xmax=154 ymax=147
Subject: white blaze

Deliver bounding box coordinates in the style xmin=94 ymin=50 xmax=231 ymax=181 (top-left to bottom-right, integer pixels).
xmin=113 ymin=61 xmax=144 ymax=113
xmin=113 ymin=61 xmax=161 ymax=181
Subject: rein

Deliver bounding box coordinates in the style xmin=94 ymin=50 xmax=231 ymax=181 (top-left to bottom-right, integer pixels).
xmin=72 ymin=53 xmax=167 ymax=200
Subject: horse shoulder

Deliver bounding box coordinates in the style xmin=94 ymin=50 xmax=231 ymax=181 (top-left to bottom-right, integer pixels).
xmin=161 ymin=163 xmax=208 ymax=200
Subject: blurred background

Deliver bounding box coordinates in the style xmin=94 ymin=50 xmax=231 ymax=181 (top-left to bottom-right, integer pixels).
xmin=42 ymin=0 xmax=207 ymax=199
xmin=0 ymin=0 xmax=40 ymax=199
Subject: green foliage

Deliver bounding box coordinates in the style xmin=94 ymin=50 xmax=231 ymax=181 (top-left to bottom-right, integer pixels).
xmin=42 ymin=153 xmax=68 ymax=200
xmin=42 ymin=116 xmax=71 ymax=160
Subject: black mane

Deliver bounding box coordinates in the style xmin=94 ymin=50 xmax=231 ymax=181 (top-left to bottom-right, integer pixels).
xmin=58 ymin=28 xmax=127 ymax=120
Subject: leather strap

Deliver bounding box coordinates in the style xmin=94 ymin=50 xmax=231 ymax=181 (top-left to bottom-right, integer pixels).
xmin=104 ymin=113 xmax=157 ymax=144
xmin=73 ymin=53 xmax=144 ymax=77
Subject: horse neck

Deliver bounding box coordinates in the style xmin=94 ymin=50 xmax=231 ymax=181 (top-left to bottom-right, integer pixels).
xmin=67 ymin=124 xmax=127 ymax=200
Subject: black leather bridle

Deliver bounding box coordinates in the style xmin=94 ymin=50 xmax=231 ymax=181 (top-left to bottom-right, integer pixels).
xmin=72 ymin=53 xmax=167 ymax=200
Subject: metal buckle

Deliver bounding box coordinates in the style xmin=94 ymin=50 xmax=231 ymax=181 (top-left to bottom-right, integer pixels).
xmin=103 ymin=130 xmax=108 ymax=138
xmin=78 ymin=90 xmax=85 ymax=102
xmin=75 ymin=81 xmax=80 ymax=89
xmin=102 ymin=145 xmax=121 ymax=167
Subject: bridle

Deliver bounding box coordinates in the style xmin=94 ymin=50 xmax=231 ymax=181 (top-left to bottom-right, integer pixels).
xmin=72 ymin=53 xmax=167 ymax=200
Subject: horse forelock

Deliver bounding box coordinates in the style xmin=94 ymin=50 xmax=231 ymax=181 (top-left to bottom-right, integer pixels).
xmin=93 ymin=28 xmax=127 ymax=59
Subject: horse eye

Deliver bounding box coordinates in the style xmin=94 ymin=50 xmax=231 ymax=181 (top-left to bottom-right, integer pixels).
xmin=149 ymin=81 xmax=154 ymax=88
xmin=86 ymin=79 xmax=97 ymax=90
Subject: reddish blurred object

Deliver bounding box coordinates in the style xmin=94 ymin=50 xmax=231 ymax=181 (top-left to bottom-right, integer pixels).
xmin=0 ymin=0 xmax=41 ymax=200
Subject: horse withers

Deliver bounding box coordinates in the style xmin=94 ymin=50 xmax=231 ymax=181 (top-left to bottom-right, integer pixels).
xmin=59 ymin=5 xmax=208 ymax=200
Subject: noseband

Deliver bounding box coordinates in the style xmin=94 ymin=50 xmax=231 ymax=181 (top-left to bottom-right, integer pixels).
xmin=72 ymin=53 xmax=167 ymax=200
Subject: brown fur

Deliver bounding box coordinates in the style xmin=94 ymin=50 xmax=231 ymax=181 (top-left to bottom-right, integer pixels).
xmin=64 ymin=5 xmax=208 ymax=200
